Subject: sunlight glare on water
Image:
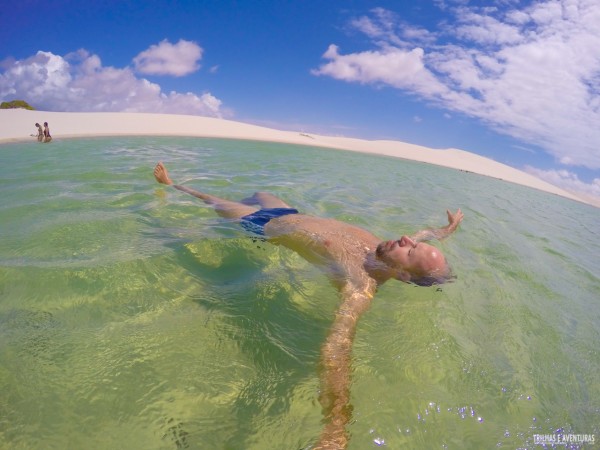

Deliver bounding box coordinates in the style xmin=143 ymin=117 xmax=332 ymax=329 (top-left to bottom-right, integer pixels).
xmin=0 ymin=137 xmax=599 ymax=449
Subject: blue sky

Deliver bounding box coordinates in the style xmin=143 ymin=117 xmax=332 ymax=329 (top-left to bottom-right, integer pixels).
xmin=2 ymin=0 xmax=600 ymax=202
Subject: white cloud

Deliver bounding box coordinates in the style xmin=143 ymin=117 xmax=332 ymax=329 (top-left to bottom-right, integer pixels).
xmin=0 ymin=49 xmax=224 ymax=117
xmin=313 ymin=1 xmax=600 ymax=170
xmin=454 ymin=9 xmax=522 ymax=45
xmin=133 ymin=39 xmax=203 ymax=77
xmin=311 ymin=44 xmax=447 ymax=97
xmin=505 ymin=9 xmax=530 ymax=25
xmin=350 ymin=7 xmax=434 ymax=48
xmin=525 ymin=166 xmax=600 ymax=204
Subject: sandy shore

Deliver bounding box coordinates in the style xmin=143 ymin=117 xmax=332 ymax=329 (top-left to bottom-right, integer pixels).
xmin=0 ymin=109 xmax=593 ymax=207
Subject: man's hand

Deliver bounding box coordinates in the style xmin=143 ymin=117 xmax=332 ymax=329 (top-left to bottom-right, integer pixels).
xmin=411 ymin=208 xmax=464 ymax=242
xmin=446 ymin=209 xmax=464 ymax=231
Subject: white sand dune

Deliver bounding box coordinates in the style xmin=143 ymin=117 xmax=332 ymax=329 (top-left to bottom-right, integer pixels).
xmin=0 ymin=109 xmax=593 ymax=207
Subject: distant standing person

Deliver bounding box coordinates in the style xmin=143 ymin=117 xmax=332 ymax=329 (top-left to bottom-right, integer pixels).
xmin=43 ymin=122 xmax=52 ymax=143
xmin=35 ymin=123 xmax=43 ymax=142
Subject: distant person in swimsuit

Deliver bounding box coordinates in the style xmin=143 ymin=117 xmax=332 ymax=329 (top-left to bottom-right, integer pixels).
xmin=35 ymin=123 xmax=44 ymax=142
xmin=153 ymin=162 xmax=463 ymax=449
xmin=43 ymin=122 xmax=52 ymax=143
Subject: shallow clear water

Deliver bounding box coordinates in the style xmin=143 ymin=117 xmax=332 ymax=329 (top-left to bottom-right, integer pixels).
xmin=0 ymin=137 xmax=598 ymax=449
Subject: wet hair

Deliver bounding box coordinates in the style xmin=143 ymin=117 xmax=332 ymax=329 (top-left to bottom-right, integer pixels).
xmin=410 ymin=265 xmax=456 ymax=287
xmin=410 ymin=274 xmax=454 ymax=287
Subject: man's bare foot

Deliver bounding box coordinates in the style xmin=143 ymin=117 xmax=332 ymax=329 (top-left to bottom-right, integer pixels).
xmin=154 ymin=162 xmax=173 ymax=185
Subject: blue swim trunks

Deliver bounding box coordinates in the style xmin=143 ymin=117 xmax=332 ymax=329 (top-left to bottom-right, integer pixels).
xmin=240 ymin=208 xmax=299 ymax=236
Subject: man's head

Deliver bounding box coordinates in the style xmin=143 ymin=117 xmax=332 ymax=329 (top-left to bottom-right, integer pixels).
xmin=375 ymin=236 xmax=451 ymax=286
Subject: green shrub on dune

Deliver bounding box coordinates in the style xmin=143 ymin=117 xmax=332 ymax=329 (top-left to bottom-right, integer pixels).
xmin=0 ymin=100 xmax=36 ymax=110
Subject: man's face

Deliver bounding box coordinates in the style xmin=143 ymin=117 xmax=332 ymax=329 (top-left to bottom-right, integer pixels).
xmin=376 ymin=235 xmax=447 ymax=280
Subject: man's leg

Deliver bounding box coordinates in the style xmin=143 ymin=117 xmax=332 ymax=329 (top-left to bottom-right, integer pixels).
xmin=241 ymin=191 xmax=293 ymax=209
xmin=154 ymin=162 xmax=258 ymax=219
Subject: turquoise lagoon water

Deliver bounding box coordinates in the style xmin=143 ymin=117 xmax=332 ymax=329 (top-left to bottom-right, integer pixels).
xmin=0 ymin=137 xmax=598 ymax=449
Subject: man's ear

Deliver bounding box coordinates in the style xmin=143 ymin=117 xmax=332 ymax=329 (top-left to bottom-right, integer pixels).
xmin=395 ymin=270 xmax=411 ymax=282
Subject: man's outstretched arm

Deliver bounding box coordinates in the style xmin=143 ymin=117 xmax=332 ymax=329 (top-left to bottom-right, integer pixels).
xmin=411 ymin=209 xmax=464 ymax=243
xmin=315 ymin=277 xmax=377 ymax=449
